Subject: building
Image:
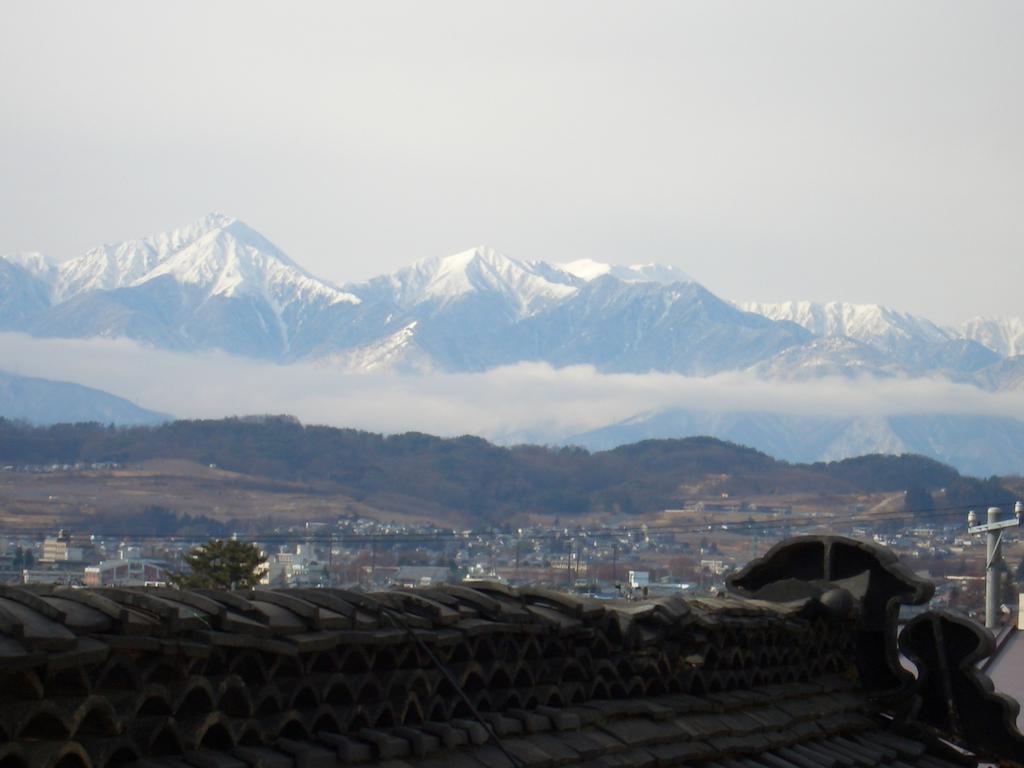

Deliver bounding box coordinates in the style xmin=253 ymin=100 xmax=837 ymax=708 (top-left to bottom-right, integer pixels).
xmin=391 ymin=565 xmax=451 ymax=587
xmin=260 ymin=550 xmax=326 ymax=587
xmin=627 ymin=569 xmax=649 ymax=588
xmin=700 ymin=557 xmax=727 ymax=575
xmin=20 ymin=567 xmax=84 ymax=585
xmin=82 ymin=558 xmax=172 ymax=587
xmin=40 ymin=529 xmax=93 ymax=563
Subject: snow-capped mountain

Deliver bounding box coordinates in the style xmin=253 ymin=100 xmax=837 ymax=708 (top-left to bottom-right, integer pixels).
xmin=50 ymin=212 xmax=231 ymax=301
xmin=349 ymin=246 xmax=577 ymax=317
xmin=50 ymin=212 xmax=358 ymax=310
xmin=747 ymin=337 xmax=903 ymax=380
xmin=975 ymin=355 xmax=1024 ymax=392
xmin=3 ymin=214 xmax=361 ymax=359
xmin=0 ymin=257 xmax=51 ymax=329
xmin=961 ymin=316 xmax=1024 ymax=358
xmin=340 ymin=253 xmax=806 ymax=373
xmin=319 ymin=321 xmax=434 ymax=374
xmin=331 ymin=244 xmax=798 ymax=373
xmin=4 ymin=252 xmax=54 ymax=282
xmin=556 ymin=259 xmax=692 ymax=285
xmin=741 ymin=300 xmax=1004 ymax=379
xmin=511 ymin=277 xmax=809 ymax=374
xmin=741 ymin=300 xmax=952 ymax=355
xmin=2 ymin=213 xmax=1022 ymax=386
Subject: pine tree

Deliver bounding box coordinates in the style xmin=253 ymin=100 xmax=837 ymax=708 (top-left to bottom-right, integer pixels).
xmin=174 ymin=539 xmax=267 ymax=590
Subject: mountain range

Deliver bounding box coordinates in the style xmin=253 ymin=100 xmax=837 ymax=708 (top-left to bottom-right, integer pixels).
xmin=3 ymin=214 xmax=1024 ymax=474
xmin=3 ymin=213 xmax=1022 ymax=384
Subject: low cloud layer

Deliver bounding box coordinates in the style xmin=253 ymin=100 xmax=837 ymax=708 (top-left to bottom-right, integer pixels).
xmin=2 ymin=333 xmax=1023 ymax=444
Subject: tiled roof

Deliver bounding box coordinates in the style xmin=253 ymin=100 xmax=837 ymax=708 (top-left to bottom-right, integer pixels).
xmin=0 ymin=536 xmax=1016 ymax=768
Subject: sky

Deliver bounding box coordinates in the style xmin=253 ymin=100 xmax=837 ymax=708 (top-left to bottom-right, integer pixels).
xmin=2 ymin=1 xmax=1022 ymax=325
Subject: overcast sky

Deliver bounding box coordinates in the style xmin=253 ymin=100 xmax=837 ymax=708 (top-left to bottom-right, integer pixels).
xmin=2 ymin=1 xmax=1022 ymax=325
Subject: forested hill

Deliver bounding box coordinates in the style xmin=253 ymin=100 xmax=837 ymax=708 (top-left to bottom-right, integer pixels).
xmin=0 ymin=416 xmax=1013 ymax=521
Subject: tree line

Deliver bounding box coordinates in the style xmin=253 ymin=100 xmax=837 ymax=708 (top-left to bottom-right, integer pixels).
xmin=0 ymin=416 xmax=1013 ymax=523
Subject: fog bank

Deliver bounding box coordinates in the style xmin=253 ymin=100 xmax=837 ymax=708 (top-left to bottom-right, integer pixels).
xmin=3 ymin=333 xmax=1023 ymax=444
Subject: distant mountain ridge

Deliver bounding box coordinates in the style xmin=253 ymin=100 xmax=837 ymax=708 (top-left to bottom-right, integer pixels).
xmin=740 ymin=300 xmax=953 ymax=359
xmin=3 ymin=214 xmax=1022 ymax=387
xmin=740 ymin=300 xmax=1010 ymax=381
xmin=0 ymin=416 xmax=1013 ymax=524
xmin=569 ymin=409 xmax=1024 ymax=478
xmin=0 ymin=370 xmax=167 ymax=426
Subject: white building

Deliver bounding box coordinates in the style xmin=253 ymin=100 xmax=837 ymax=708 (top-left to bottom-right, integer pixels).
xmin=40 ymin=530 xmax=92 ymax=563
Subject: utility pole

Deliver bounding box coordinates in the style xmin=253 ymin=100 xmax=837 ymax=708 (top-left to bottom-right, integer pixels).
xmin=370 ymin=536 xmax=377 ymax=588
xmin=567 ymin=539 xmax=574 ymax=589
xmin=967 ymin=502 xmax=1023 ymax=629
xmin=612 ymin=542 xmax=618 ymax=586
xmin=328 ymin=531 xmax=334 ymax=588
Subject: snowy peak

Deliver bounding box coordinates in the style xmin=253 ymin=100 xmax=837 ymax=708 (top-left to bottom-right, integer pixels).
xmin=52 ymin=212 xmax=235 ymax=301
xmin=2 ymin=252 xmax=55 ymax=281
xmin=624 ymin=263 xmax=694 ymax=285
xmin=56 ymin=241 xmax=159 ymax=300
xmin=556 ymin=259 xmax=618 ymax=281
xmin=557 ymin=258 xmax=692 ymax=285
xmin=143 ymin=218 xmax=358 ymax=306
xmin=51 ymin=213 xmax=358 ymax=307
xmin=147 ymin=211 xmax=238 ymax=255
xmin=742 ymin=300 xmax=951 ymax=351
xmin=357 ymin=246 xmax=577 ymax=316
xmin=960 ymin=316 xmax=1024 ymax=357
